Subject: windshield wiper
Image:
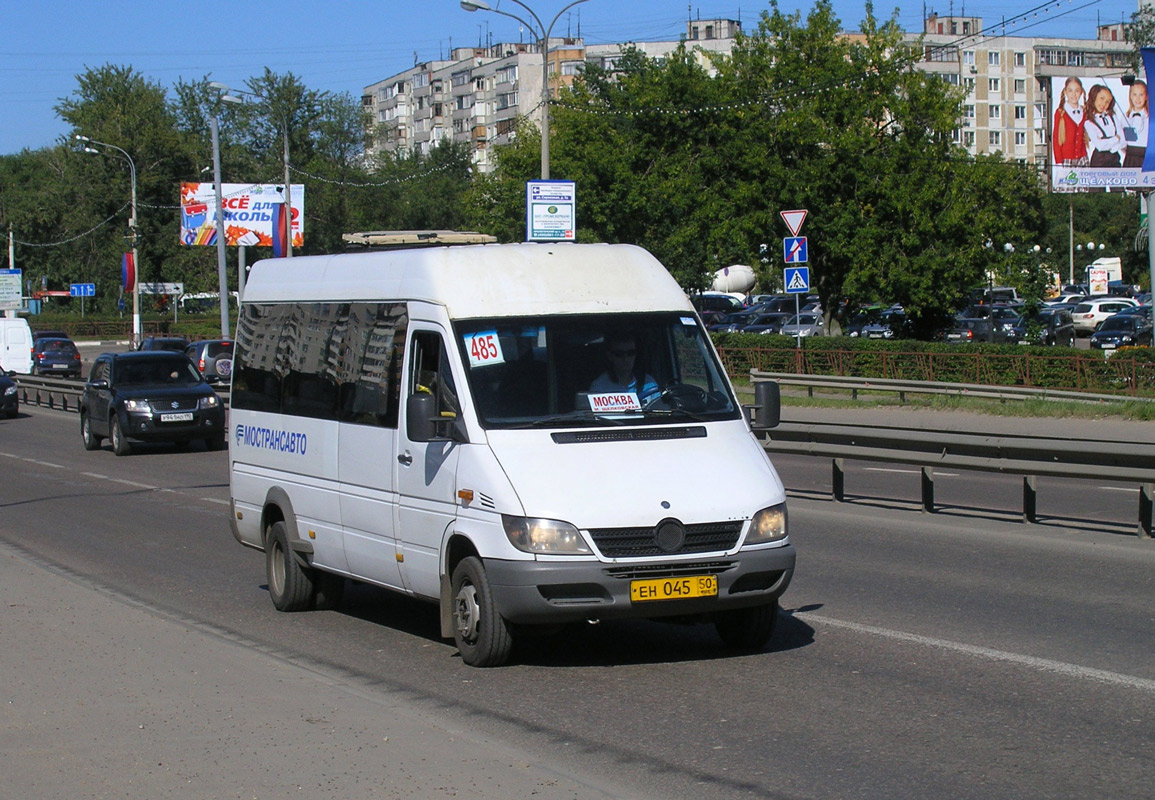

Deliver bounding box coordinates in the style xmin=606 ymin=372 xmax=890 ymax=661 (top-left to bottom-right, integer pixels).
xmin=625 ymin=406 xmax=714 ymax=422
xmin=505 ymin=411 xmax=628 ymax=429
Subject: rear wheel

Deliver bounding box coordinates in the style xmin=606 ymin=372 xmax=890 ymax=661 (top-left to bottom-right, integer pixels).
xmin=715 ymin=599 xmax=779 ymax=651
xmin=110 ymin=416 xmax=132 ymax=456
xmin=81 ymin=412 xmax=102 ymax=450
xmin=266 ymin=521 xmax=314 ymax=612
xmin=451 ymin=556 xmax=513 ymax=667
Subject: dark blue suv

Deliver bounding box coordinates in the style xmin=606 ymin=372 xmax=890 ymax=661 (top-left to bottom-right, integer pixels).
xmin=80 ymin=351 xmax=226 ymax=456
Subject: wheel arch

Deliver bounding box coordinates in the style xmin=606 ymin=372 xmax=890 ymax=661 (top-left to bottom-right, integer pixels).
xmin=439 ymin=531 xmax=481 ymax=639
xmin=259 ymin=486 xmax=311 ymax=562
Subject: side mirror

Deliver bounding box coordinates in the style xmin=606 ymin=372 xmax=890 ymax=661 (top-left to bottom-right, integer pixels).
xmin=752 ymin=380 xmax=780 ymax=429
xmin=406 ymin=393 xmax=463 ymax=443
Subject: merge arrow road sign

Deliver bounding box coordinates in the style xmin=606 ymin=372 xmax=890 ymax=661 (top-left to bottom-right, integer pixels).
xmin=784 ymin=236 xmax=808 ymax=263
xmin=780 ymin=209 xmax=807 ymax=237
xmin=784 ymin=266 xmax=810 ymax=294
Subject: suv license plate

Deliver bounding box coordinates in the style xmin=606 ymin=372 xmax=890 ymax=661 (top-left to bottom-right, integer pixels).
xmin=630 ymin=575 xmax=718 ymax=602
xmin=160 ymin=412 xmax=194 ymax=422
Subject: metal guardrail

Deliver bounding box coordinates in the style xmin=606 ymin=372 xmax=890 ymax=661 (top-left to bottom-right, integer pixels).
xmin=14 ymin=376 xmax=231 ymax=412
xmin=16 ymin=375 xmax=1151 ymax=537
xmin=750 ymin=370 xmax=1155 ymax=405
xmin=750 ymin=377 xmax=1154 ymax=538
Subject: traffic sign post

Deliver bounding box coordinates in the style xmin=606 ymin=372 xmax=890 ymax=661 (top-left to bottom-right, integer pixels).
xmin=70 ymin=282 xmax=95 ymax=318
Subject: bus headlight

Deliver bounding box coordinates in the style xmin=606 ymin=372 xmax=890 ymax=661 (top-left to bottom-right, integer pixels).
xmin=502 ymin=515 xmax=591 ymax=554
xmin=746 ymin=504 xmax=788 ymax=544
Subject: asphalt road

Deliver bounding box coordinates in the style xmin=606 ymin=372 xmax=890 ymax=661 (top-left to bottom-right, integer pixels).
xmin=1 ymin=404 xmax=1152 ymax=799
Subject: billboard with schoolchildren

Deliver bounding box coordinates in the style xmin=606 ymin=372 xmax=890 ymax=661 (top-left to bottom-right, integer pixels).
xmin=1049 ymin=57 xmax=1155 ymax=192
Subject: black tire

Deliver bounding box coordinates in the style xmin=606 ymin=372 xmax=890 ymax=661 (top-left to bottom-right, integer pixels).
xmin=204 ymin=435 xmax=226 ymax=452
xmin=715 ymin=599 xmax=779 ymax=651
xmin=313 ymin=571 xmax=346 ymax=611
xmin=80 ymin=412 xmax=102 ymax=450
xmin=110 ymin=416 xmax=132 ymax=456
xmin=266 ymin=521 xmax=314 ymax=612
xmin=451 ymin=556 xmax=513 ymax=667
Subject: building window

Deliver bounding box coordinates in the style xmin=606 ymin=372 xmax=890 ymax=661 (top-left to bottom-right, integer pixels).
xmin=940 ymin=72 xmax=960 ymax=86
xmin=989 ymin=104 xmax=1001 ymax=119
xmin=964 ymin=131 xmax=976 ymax=147
xmin=1014 ymin=131 xmax=1027 ymax=146
xmin=989 ymin=131 xmax=1001 ymax=146
xmin=989 ymin=51 xmax=1000 ymax=66
xmin=1014 ymin=79 xmax=1026 ymax=93
xmin=963 ymin=77 xmax=975 ymax=91
xmin=1014 ymin=105 xmax=1027 ymax=120
xmin=964 ymin=104 xmax=975 ymax=119
xmin=951 ymin=129 xmax=961 ymax=143
xmin=1014 ymin=52 xmax=1026 ymax=67
xmin=989 ymin=78 xmax=1000 ymax=92
xmin=963 ymin=50 xmax=975 ymax=66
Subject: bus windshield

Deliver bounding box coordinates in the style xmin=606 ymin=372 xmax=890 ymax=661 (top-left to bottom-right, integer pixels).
xmin=453 ymin=312 xmax=740 ymax=429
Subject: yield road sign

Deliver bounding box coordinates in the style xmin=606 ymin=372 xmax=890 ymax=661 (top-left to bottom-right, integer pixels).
xmin=780 ymin=209 xmax=807 ymax=236
xmin=784 ymin=236 xmax=808 ymax=263
xmin=69 ymin=283 xmax=95 ymax=297
xmin=785 ymin=266 xmax=810 ymax=294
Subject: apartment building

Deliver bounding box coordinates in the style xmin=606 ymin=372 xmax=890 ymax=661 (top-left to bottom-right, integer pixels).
xmin=361 ymin=14 xmax=1132 ymax=172
xmin=916 ymin=15 xmax=1132 ymax=165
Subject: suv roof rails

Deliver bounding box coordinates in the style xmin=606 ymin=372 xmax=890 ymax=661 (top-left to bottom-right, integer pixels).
xmin=342 ymin=230 xmax=498 ymax=250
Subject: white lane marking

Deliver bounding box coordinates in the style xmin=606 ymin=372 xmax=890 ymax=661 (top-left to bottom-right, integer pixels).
xmin=108 ymin=479 xmax=159 ymax=490
xmin=23 ymin=459 xmax=65 ymax=469
xmin=1100 ymin=487 xmax=1139 ymax=493
xmin=862 ymin=467 xmax=960 ymax=477
xmin=795 ymin=612 xmax=1155 ymax=693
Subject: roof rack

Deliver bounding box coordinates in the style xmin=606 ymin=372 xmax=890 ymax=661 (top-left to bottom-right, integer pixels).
xmin=342 ymin=230 xmax=498 ymax=249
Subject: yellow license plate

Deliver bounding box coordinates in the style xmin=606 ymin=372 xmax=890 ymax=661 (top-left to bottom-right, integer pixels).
xmin=630 ymin=575 xmax=718 ymax=602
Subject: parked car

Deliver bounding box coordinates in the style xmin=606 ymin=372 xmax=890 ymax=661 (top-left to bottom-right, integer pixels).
xmin=1045 ymin=294 xmax=1088 ymax=307
xmin=185 ymin=339 xmax=234 ymax=384
xmin=0 ymin=370 xmax=17 ymax=418
xmin=136 ymin=336 xmax=191 ymax=352
xmin=741 ymin=312 xmax=794 ymax=335
xmin=1070 ymin=298 xmax=1140 ymax=335
xmin=1088 ymin=315 xmax=1153 ymax=350
xmin=1009 ymin=309 xmax=1076 ymax=347
xmin=30 ymin=337 xmax=82 ymax=378
xmin=844 ymin=307 xmax=886 ymax=337
xmin=862 ymin=311 xmax=910 ymax=339
xmin=708 ymin=310 xmax=759 ymax=333
xmin=79 ymin=351 xmax=226 ymax=456
xmin=780 ymin=313 xmax=826 ymax=338
xmin=944 ymin=317 xmax=994 ymax=343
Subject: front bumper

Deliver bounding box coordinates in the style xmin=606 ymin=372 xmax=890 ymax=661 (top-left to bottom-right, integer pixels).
xmin=485 ymin=543 xmax=796 ymax=625
xmin=120 ymin=406 xmax=226 ymax=442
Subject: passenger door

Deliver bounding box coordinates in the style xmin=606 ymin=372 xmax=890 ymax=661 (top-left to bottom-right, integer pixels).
xmin=337 ymin=303 xmax=407 ymax=589
xmin=396 ymin=326 xmax=462 ymax=600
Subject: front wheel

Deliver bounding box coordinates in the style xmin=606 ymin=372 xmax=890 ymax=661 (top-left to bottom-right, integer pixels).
xmin=451 ymin=556 xmax=513 ymax=667
xmin=110 ymin=416 xmax=132 ymax=456
xmin=266 ymin=521 xmax=314 ymax=612
xmin=81 ymin=412 xmax=102 ymax=451
xmin=714 ymin=600 xmax=779 ymax=651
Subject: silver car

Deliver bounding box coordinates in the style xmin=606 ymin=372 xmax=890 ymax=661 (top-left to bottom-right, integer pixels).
xmin=780 ymin=313 xmax=826 ymax=338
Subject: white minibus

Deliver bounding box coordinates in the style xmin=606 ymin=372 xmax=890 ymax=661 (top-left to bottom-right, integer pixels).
xmin=228 ymin=237 xmax=794 ymax=666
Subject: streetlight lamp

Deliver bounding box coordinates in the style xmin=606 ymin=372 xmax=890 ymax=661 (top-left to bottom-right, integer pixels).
xmin=461 ymin=0 xmax=592 ymax=180
xmin=207 ymin=83 xmax=243 ymax=338
xmin=77 ymin=135 xmax=140 ymax=347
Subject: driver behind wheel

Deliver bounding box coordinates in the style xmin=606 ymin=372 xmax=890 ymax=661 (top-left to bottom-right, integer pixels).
xmin=588 ymin=333 xmax=659 ymax=401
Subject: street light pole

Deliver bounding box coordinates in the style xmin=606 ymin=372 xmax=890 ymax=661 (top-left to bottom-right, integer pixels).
xmin=77 ymin=135 xmax=140 ymax=347
xmin=461 ymin=0 xmax=591 ymax=180
xmin=207 ymin=84 xmax=243 ymax=338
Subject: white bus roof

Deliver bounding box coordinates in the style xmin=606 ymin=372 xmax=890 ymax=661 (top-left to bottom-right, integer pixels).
xmin=242 ymin=242 xmax=692 ymax=319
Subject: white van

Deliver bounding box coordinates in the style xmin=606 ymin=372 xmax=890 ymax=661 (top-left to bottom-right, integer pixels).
xmin=228 ymin=238 xmax=794 ymax=666
xmin=0 ymin=316 xmax=34 ymax=374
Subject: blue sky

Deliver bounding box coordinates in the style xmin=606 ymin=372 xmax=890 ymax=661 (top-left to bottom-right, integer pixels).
xmin=0 ymin=0 xmax=1138 ymax=154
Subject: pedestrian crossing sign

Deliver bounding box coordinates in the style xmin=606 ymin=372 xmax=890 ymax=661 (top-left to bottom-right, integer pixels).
xmin=785 ymin=266 xmax=810 ymax=294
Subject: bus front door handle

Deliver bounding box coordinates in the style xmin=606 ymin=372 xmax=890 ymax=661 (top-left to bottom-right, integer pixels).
xmin=397 ymin=452 xmax=413 ymax=466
